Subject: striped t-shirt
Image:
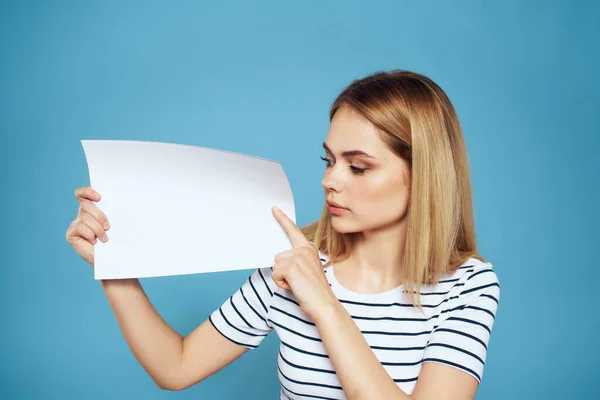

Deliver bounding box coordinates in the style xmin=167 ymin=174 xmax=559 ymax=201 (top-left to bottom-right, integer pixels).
xmin=209 ymin=252 xmax=500 ymax=399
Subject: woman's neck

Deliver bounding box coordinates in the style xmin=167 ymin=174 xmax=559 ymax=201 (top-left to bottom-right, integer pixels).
xmin=335 ymin=219 xmax=407 ymax=294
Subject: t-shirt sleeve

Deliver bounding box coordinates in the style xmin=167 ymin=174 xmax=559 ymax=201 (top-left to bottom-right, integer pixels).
xmin=422 ymin=264 xmax=500 ymax=383
xmin=209 ymin=267 xmax=277 ymax=349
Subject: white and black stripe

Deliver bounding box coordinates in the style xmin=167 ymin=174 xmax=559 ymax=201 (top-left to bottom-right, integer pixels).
xmin=210 ymin=255 xmax=500 ymax=399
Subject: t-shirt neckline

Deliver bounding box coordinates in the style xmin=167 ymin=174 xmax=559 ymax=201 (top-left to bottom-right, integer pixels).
xmin=325 ymin=262 xmax=405 ymax=302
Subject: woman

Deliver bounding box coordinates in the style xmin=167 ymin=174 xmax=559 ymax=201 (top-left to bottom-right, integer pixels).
xmin=66 ymin=70 xmax=500 ymax=399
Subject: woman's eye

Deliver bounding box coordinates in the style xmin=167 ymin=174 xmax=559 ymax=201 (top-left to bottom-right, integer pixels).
xmin=320 ymin=156 xmax=332 ymax=166
xmin=321 ymin=156 xmax=367 ymax=175
xmin=350 ymin=165 xmax=367 ymax=175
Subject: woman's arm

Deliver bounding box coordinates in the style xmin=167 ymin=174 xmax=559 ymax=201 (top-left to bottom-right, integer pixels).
xmin=101 ymin=279 xmax=248 ymax=390
xmin=67 ymin=187 xmax=249 ymax=390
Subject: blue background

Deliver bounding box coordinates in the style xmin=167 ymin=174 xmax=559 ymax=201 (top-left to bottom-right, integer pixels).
xmin=1 ymin=1 xmax=598 ymax=399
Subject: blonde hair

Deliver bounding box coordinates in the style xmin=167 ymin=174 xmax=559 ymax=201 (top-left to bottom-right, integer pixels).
xmin=301 ymin=70 xmax=484 ymax=309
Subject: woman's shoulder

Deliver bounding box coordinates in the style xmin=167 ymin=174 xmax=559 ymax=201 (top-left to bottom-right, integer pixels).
xmin=453 ymin=256 xmax=498 ymax=283
xmin=442 ymin=256 xmax=500 ymax=303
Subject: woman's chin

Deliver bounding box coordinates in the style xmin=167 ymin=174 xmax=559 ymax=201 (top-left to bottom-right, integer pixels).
xmin=330 ymin=218 xmax=361 ymax=234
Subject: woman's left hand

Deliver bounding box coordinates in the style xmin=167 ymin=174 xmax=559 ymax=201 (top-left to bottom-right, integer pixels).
xmin=271 ymin=206 xmax=338 ymax=322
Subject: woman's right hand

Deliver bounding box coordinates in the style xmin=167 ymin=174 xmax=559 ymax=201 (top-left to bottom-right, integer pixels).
xmin=66 ymin=186 xmax=111 ymax=267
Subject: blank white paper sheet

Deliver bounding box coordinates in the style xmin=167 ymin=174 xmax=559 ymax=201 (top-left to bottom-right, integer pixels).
xmin=81 ymin=140 xmax=296 ymax=280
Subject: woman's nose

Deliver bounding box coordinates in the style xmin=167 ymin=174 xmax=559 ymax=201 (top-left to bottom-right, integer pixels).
xmin=321 ymin=171 xmax=342 ymax=192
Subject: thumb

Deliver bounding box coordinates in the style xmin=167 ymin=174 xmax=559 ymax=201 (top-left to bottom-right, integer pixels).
xmin=272 ymin=262 xmax=291 ymax=290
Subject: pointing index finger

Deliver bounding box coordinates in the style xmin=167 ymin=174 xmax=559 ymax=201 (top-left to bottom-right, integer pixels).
xmin=272 ymin=206 xmax=310 ymax=248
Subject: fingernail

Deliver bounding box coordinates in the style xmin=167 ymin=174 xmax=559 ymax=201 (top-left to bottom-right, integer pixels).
xmin=102 ymin=234 xmax=109 ymax=242
xmin=103 ymin=221 xmax=110 ymax=230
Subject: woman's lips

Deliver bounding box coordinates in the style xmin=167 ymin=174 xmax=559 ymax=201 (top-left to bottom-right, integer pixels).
xmin=329 ymin=205 xmax=348 ymax=215
xmin=327 ymin=200 xmax=348 ymax=216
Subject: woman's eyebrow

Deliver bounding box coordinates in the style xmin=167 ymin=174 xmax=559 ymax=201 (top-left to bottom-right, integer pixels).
xmin=322 ymin=142 xmax=375 ymax=159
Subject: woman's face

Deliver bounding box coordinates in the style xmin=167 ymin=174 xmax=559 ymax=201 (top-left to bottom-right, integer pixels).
xmin=321 ymin=104 xmax=411 ymax=234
